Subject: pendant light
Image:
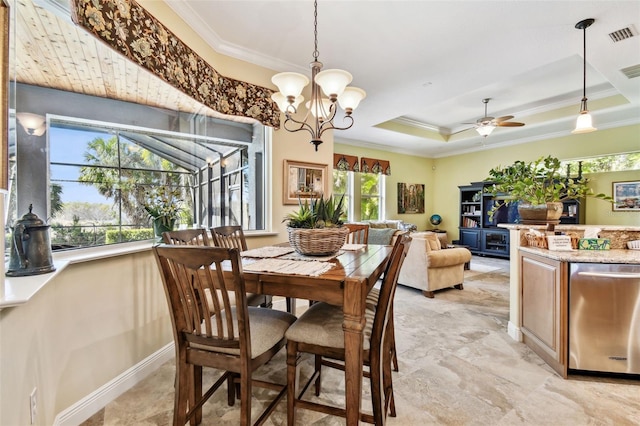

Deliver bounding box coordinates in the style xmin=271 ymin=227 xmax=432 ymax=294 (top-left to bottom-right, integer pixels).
xmin=270 ymin=0 xmax=366 ymax=151
xmin=572 ymin=18 xmax=597 ymax=134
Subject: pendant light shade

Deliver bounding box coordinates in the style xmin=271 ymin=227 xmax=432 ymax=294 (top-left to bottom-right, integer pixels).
xmin=271 ymin=72 xmax=309 ymax=99
xmin=572 ymin=18 xmax=597 ymax=135
xmin=271 ymin=92 xmax=304 ymax=112
xmin=573 ymin=110 xmax=597 ymax=134
xmin=314 ymin=69 xmax=352 ymax=98
xmin=338 ymin=87 xmax=367 ymax=112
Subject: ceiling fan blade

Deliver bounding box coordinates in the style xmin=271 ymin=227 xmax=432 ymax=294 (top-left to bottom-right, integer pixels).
xmin=493 ymin=115 xmax=514 ymax=123
xmin=496 ymin=121 xmax=525 ymax=127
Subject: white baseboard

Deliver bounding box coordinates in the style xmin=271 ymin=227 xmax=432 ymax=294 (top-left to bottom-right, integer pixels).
xmin=508 ymin=321 xmax=523 ymax=342
xmin=53 ymin=343 xmax=174 ymax=426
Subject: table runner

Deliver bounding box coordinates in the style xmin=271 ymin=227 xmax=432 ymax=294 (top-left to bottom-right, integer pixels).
xmin=279 ymin=251 xmax=344 ymax=262
xmin=242 ymin=258 xmax=334 ymax=277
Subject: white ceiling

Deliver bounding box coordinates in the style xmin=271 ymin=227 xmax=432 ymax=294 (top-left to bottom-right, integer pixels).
xmin=166 ymin=0 xmax=640 ymax=158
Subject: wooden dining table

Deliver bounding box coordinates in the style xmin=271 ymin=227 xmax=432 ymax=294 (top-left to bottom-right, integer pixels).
xmin=239 ymin=243 xmax=393 ymax=425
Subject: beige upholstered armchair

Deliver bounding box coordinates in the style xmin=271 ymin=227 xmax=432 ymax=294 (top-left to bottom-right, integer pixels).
xmin=398 ymin=232 xmax=472 ymax=298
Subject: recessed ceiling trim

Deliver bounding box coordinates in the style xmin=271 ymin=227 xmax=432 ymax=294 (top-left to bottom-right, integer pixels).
xmin=390 ymin=117 xmax=441 ymax=132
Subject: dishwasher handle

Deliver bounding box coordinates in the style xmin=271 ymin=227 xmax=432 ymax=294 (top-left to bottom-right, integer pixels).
xmin=578 ymin=271 xmax=640 ymax=279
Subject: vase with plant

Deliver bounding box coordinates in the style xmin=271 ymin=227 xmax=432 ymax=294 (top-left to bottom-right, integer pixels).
xmin=143 ymin=186 xmax=183 ymax=237
xmin=283 ymin=194 xmax=349 ymax=255
xmin=484 ymin=155 xmax=611 ymax=225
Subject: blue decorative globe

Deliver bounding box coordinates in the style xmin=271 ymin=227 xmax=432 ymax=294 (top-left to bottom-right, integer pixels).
xmin=430 ymin=214 xmax=442 ymax=226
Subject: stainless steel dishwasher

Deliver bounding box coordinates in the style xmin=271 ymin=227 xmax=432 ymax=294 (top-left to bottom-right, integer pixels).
xmin=569 ymin=262 xmax=640 ymax=375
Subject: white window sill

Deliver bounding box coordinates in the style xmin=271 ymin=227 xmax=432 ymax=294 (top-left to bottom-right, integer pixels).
xmin=1 ymin=240 xmax=154 ymax=309
xmin=0 ymin=231 xmax=281 ymax=309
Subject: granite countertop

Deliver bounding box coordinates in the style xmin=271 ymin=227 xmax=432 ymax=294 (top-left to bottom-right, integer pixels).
xmin=519 ymin=246 xmax=640 ymax=264
xmin=500 ymin=224 xmax=640 ymax=232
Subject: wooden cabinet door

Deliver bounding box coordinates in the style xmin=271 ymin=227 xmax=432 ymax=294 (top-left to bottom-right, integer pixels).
xmin=459 ymin=228 xmax=480 ymax=250
xmin=520 ymin=252 xmax=568 ymax=378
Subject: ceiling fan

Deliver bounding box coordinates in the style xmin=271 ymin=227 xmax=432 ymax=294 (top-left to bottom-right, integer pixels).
xmin=459 ymin=98 xmax=525 ymax=137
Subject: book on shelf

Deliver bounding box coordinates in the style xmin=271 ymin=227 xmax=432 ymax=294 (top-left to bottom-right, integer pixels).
xmin=462 ymin=217 xmax=478 ymax=228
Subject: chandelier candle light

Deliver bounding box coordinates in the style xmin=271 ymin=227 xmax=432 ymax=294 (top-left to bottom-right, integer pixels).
xmin=271 ymin=0 xmax=366 ymax=151
xmin=572 ymin=18 xmax=597 ymax=134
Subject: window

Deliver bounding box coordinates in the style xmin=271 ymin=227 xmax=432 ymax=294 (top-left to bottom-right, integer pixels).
xmin=10 ymin=109 xmax=268 ymax=250
xmin=332 ymin=170 xmax=385 ymax=222
xmin=360 ymin=173 xmax=385 ymax=221
xmin=562 ymin=153 xmax=640 ymax=174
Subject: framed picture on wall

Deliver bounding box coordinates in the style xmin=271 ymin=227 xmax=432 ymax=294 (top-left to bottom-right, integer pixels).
xmin=612 ymin=181 xmax=640 ymax=211
xmin=283 ymin=160 xmax=329 ymax=205
xmin=397 ymin=182 xmax=425 ymax=214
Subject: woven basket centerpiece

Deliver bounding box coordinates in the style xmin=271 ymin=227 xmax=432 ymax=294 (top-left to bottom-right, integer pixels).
xmin=287 ymin=226 xmax=349 ymax=256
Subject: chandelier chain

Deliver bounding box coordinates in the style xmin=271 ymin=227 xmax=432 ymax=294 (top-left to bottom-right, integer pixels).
xmin=313 ymin=0 xmax=319 ymax=61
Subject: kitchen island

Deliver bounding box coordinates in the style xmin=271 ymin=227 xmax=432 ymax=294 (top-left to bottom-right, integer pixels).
xmin=518 ymin=246 xmax=640 ymax=377
xmin=499 ymin=224 xmax=640 ymax=344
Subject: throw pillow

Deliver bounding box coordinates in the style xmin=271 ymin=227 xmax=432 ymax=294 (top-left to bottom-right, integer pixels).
xmin=424 ymin=233 xmax=441 ymax=251
xmin=368 ymin=227 xmax=398 ymax=245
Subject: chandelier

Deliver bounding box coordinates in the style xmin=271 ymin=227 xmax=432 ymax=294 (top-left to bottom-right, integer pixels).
xmin=270 ymin=0 xmax=366 ymax=151
xmin=572 ymin=18 xmax=597 ymax=134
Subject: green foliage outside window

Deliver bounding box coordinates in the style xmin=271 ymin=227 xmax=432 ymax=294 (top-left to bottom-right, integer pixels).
xmin=361 ymin=173 xmax=381 ymax=221
xmin=332 ymin=170 xmax=349 ymax=221
xmin=562 ymin=153 xmax=640 ymax=174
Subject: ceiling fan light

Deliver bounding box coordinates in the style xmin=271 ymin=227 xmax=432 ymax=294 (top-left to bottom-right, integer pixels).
xmin=271 ymin=72 xmax=309 ymax=98
xmin=572 ymin=111 xmax=597 ymax=134
xmin=338 ymin=87 xmax=367 ymax=112
xmin=476 ymin=125 xmax=495 ymax=137
xmin=315 ymin=69 xmax=352 ymax=98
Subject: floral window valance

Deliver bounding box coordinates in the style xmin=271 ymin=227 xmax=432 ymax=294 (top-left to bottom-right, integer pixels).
xmin=69 ymin=0 xmax=280 ymax=128
xmin=361 ymin=157 xmax=391 ymax=175
xmin=333 ymin=153 xmax=360 ymax=172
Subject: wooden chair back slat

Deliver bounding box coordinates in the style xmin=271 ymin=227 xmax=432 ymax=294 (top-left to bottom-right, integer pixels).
xmin=345 ymin=223 xmax=370 ymax=244
xmin=162 ymin=228 xmax=211 ymax=246
xmin=210 ymin=225 xmax=248 ymax=251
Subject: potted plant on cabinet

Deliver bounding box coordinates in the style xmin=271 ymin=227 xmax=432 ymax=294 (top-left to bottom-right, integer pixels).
xmin=143 ymin=186 xmax=183 ymax=237
xmin=283 ymin=194 xmax=349 ymax=255
xmin=484 ymin=155 xmax=611 ymax=225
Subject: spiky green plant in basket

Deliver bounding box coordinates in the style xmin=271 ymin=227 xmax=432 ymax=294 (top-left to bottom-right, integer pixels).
xmin=284 ymin=194 xmax=345 ymax=229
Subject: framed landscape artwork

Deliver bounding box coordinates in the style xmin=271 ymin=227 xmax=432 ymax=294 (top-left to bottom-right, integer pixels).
xmin=612 ymin=181 xmax=640 ymax=211
xmin=397 ymin=183 xmax=425 ymax=214
xmin=283 ymin=160 xmax=328 ymax=205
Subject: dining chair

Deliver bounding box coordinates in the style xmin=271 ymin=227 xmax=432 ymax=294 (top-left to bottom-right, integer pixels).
xmin=153 ymin=245 xmax=297 ymax=426
xmin=210 ymin=225 xmax=248 ymax=251
xmin=344 ymin=223 xmax=370 ymax=244
xmin=162 ymin=228 xmax=269 ymax=309
xmin=162 ymin=228 xmax=211 ymax=246
xmin=284 ymin=233 xmax=411 ymax=425
xmin=210 ymin=226 xmax=280 ymax=311
xmin=367 ymin=230 xmax=409 ymax=373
